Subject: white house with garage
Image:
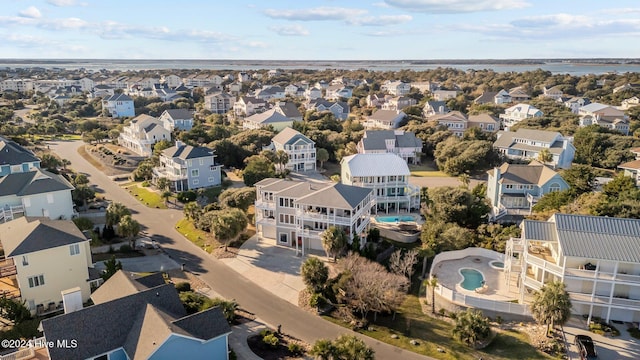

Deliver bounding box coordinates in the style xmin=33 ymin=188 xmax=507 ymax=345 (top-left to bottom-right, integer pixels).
xmin=268 ymin=127 xmax=316 ymax=172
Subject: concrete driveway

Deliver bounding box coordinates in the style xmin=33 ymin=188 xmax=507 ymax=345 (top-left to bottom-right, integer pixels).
xmin=563 ymin=316 xmax=640 ymax=359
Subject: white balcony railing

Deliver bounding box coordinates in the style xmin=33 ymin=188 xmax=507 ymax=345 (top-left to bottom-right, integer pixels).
xmin=153 ymin=168 xmax=187 ymax=181
xmin=568 ymin=292 xmax=640 ymax=309
xmin=526 ymin=253 xmax=563 ymax=275
xmin=296 ymin=210 xmax=352 ymax=225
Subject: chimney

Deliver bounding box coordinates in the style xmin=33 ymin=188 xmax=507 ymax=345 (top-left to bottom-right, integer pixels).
xmin=175 ymin=140 xmax=184 ymax=148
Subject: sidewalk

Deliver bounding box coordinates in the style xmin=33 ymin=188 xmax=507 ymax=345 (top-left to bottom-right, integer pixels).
xmin=220 ymin=236 xmax=306 ymax=305
xmin=228 ymin=320 xmax=268 ymax=360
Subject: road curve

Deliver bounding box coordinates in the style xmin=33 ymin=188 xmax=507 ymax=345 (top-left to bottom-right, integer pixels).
xmin=49 ymin=140 xmax=434 ymax=360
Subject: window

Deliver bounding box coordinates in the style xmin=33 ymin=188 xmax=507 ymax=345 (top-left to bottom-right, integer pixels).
xmin=70 ymin=244 xmax=80 ymax=256
xmin=28 ymin=275 xmax=45 ymax=288
xmin=208 ymin=177 xmax=215 ymax=183
xmin=210 ymin=165 xmax=218 ymax=171
xmin=193 ymin=179 xmax=199 ymax=185
xmin=22 ymin=256 xmax=28 ymax=266
xmin=549 ymin=183 xmax=561 ymax=192
xmin=199 ymin=159 xmax=204 ymax=165
xmin=47 ymin=194 xmax=54 ymax=204
xmin=191 ymin=169 xmax=199 ymax=177
xmin=505 ymin=184 xmax=514 ymax=189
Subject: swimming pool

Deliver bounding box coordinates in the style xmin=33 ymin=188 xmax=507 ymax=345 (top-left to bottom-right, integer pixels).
xmin=490 ymin=261 xmax=504 ymax=270
xmin=459 ymin=268 xmax=484 ymax=291
xmin=376 ymin=215 xmax=415 ymax=223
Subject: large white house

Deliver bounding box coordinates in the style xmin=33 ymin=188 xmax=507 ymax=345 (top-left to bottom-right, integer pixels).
xmin=578 ymin=102 xmax=630 ymax=135
xmin=118 ymin=114 xmax=170 ymax=157
xmin=499 ymin=103 xmax=543 ymax=130
xmin=153 ymin=141 xmax=221 ymax=192
xmin=0 ymin=168 xmax=75 ymax=223
xmin=0 ymin=218 xmax=97 ymax=315
xmin=363 ymin=110 xmax=406 ymax=130
xmin=243 ymin=109 xmax=293 ymax=131
xmin=269 ymin=127 xmax=316 ymax=172
xmin=341 ymin=153 xmax=420 ymax=213
xmin=356 ymin=130 xmax=423 ymax=164
xmin=254 ymin=179 xmax=374 ymax=255
xmin=203 ymin=92 xmax=233 ymax=114
xmin=493 ymin=129 xmax=575 ymax=169
xmin=102 ymin=93 xmax=135 ymax=118
xmin=381 ymin=80 xmax=411 ymax=96
xmin=159 ymin=109 xmax=194 ymax=132
xmin=233 ymin=96 xmax=267 ymax=117
xmin=505 ymin=214 xmax=640 ymax=324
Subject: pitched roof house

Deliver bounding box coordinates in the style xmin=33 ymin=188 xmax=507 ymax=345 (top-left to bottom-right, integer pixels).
xmin=422 ymin=100 xmax=449 ymax=116
xmin=0 ymin=136 xmax=41 ymax=177
xmin=364 ymin=109 xmax=406 ymax=130
xmin=0 ymin=218 xmax=97 ymax=314
xmin=543 ymin=86 xmax=564 ymax=100
xmin=118 ymin=114 xmax=170 ymax=156
xmin=274 ymin=102 xmax=303 ymax=122
xmin=102 ymin=93 xmax=135 ymax=118
xmin=243 ymin=108 xmax=293 ymax=131
xmin=357 ymin=129 xmax=423 ymax=164
xmin=499 ymin=103 xmax=543 ymax=130
xmin=341 ymin=153 xmax=420 ymax=213
xmin=306 ymin=99 xmax=349 ymax=120
xmin=325 ymin=84 xmax=353 ymax=101
xmin=504 ymin=214 xmax=640 ymax=324
xmin=382 ymin=96 xmax=416 ymax=111
xmin=159 ymin=109 xmax=194 ymax=132
xmin=381 ymin=80 xmax=411 ymax=96
xmin=233 ymin=96 xmax=268 ymax=117
xmin=270 ymin=127 xmax=316 ymax=172
xmin=578 ymin=102 xmax=629 ymax=135
xmin=487 ymin=161 xmax=570 ymax=220
xmin=494 ymin=129 xmax=575 ymax=169
xmin=203 ymin=92 xmax=233 ymax=114
xmin=0 ymin=168 xmax=75 ymax=223
xmin=41 ymin=271 xmax=231 ymax=360
xmin=153 ymin=141 xmax=221 ymax=192
xmin=255 ymin=178 xmax=374 ymax=255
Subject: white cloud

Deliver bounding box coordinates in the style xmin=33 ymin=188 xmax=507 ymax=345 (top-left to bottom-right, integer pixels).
xmin=372 ymin=2 xmax=390 ymax=7
xmin=19 ymin=6 xmax=42 ymax=19
xmin=46 ymin=0 xmax=82 ymax=6
xmin=384 ymin=0 xmax=530 ymax=13
xmin=263 ymin=7 xmax=366 ymax=21
xmin=347 ymin=15 xmax=412 ymax=26
xmin=269 ymin=24 xmax=310 ymax=36
xmin=512 ymin=14 xmax=591 ymax=28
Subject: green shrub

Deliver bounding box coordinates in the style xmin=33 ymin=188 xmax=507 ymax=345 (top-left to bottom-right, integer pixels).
xmin=118 ymin=244 xmax=133 ymax=253
xmin=175 ymin=282 xmax=192 ymax=292
xmin=439 ymin=308 xmax=447 ymax=316
xmin=263 ymin=333 xmax=279 ymax=348
xmin=259 ymin=329 xmax=273 ymax=338
xmin=628 ymin=327 xmax=640 ymax=339
xmin=177 ymin=190 xmax=197 ymax=203
xmin=288 ymin=342 xmax=303 ymax=355
xmin=73 ymin=217 xmax=94 ymax=231
xmin=141 ymin=180 xmax=151 ymax=187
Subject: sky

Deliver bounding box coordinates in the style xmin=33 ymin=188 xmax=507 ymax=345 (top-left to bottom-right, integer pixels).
xmin=1 ymin=0 xmax=640 ymax=60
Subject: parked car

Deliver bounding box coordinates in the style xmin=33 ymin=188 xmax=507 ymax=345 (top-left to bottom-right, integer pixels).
xmin=574 ymin=335 xmax=597 ymax=360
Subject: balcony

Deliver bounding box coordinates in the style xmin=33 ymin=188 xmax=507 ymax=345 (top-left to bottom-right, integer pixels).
xmin=296 ymin=210 xmax=352 ymax=225
xmin=523 ymin=275 xmax=544 ymax=290
xmin=526 ymin=252 xmax=563 ymax=275
xmin=569 ymin=292 xmax=640 ymax=310
xmin=0 ymin=204 xmax=25 ymax=223
xmin=256 ymin=217 xmax=275 ymax=226
xmin=153 ymin=167 xmax=187 ymax=181
xmin=255 ymin=200 xmax=276 ymax=210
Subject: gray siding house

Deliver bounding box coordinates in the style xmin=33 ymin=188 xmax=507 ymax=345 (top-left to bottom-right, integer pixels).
xmin=153 ymin=141 xmax=221 ymax=192
xmin=0 ymin=137 xmax=41 ymax=177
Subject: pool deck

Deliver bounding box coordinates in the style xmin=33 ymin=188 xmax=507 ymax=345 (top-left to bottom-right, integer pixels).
xmin=432 ymin=255 xmax=520 ymax=302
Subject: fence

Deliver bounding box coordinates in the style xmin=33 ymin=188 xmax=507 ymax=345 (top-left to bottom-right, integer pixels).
xmin=431 ymin=247 xmax=530 ymax=316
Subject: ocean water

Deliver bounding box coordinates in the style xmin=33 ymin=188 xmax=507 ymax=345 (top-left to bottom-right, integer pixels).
xmin=1 ymin=59 xmax=639 ymax=75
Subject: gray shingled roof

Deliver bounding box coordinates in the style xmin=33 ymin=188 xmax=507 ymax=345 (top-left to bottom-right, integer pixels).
xmin=496 ymin=162 xmax=561 ymax=186
xmin=0 ymin=218 xmax=87 ymax=257
xmin=245 ymin=109 xmax=290 ymax=124
xmin=298 ymin=183 xmax=372 ymax=209
xmin=553 ymin=214 xmax=640 ymax=262
xmin=0 ymin=169 xmax=74 ymax=197
xmin=163 ymin=109 xmax=193 ymax=120
xmin=276 ymin=102 xmax=302 ymax=118
xmin=272 ymin=127 xmax=313 ymax=146
xmin=104 ymin=93 xmax=133 ymax=102
xmin=162 ymin=143 xmax=213 ymax=160
xmin=494 ymin=129 xmax=563 ymax=149
xmin=369 ymin=109 xmax=405 ymax=121
xmin=91 ymin=270 xmax=166 ymax=305
xmin=360 ymin=130 xmax=422 ymax=151
xmin=0 ymin=137 xmax=39 ymax=166
xmin=42 ymin=284 xmax=187 ymax=360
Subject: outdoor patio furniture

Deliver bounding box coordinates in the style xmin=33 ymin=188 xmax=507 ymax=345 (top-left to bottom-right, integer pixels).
xmin=475 ymin=284 xmax=489 ymax=294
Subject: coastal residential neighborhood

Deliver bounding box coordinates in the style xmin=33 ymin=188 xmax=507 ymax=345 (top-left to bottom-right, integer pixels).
xmin=1 ymin=61 xmax=640 ymax=360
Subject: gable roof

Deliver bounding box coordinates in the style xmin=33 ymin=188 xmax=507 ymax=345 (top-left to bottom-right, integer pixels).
xmin=272 ymin=127 xmax=313 ymax=146
xmin=162 ymin=109 xmax=193 ymax=120
xmin=493 ymin=162 xmax=563 ymax=186
xmin=342 ymin=153 xmax=410 ymax=177
xmin=474 ymin=91 xmax=499 ymax=104
xmin=0 ymin=218 xmax=87 ymax=257
xmin=245 ymin=109 xmax=290 ymax=124
xmin=91 ymin=270 xmax=166 ymax=305
xmin=494 ymin=129 xmax=562 ymax=149
xmin=360 ymin=130 xmax=422 ymax=150
xmin=368 ymin=109 xmax=405 ymax=122
xmin=505 ymin=103 xmax=541 ymax=115
xmin=298 ymin=182 xmax=372 ymax=209
xmin=0 ymin=168 xmax=73 ymax=197
xmin=0 ymin=136 xmax=40 ymax=166
xmin=162 ymin=143 xmax=213 ymax=160
xmin=275 ymin=102 xmax=302 ymax=118
xmin=104 ymin=93 xmax=133 ymax=102
xmin=468 ymin=113 xmax=499 ymax=125
xmin=618 ymin=159 xmax=640 ymax=170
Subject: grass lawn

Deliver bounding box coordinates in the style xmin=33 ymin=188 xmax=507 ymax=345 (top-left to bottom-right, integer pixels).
xmin=201 ymin=186 xmax=223 ymax=203
xmin=175 ymin=218 xmax=219 ymax=253
xmin=325 ymin=288 xmax=552 ymax=360
xmin=122 ymin=182 xmax=168 ymax=209
xmin=409 ymin=163 xmax=449 ymax=177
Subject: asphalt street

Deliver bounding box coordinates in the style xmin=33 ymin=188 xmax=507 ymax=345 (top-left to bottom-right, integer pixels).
xmin=50 ymin=140 xmax=433 ymax=360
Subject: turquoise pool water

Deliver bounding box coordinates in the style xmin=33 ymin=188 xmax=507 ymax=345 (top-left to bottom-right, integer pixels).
xmin=376 ymin=215 xmax=415 ymax=223
xmin=490 ymin=261 xmax=504 ymax=269
xmin=460 ymin=269 xmax=484 ymax=291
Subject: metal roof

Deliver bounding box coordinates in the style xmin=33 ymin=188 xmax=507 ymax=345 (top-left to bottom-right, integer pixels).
xmin=342 ymin=153 xmax=410 ymax=177
xmin=523 ymin=220 xmax=558 ymax=241
xmin=360 ymin=130 xmax=422 ymax=151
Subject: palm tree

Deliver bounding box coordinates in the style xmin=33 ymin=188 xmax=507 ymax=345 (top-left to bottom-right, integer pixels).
xmin=300 ymin=257 xmax=329 ymax=293
xmin=274 ymin=149 xmax=289 ymax=174
xmin=183 ymin=201 xmax=202 ymax=221
xmin=531 ymin=281 xmax=572 ymax=335
xmin=320 ymin=226 xmax=347 ymax=262
xmin=156 ymin=177 xmax=170 ymax=192
xmin=316 ymin=148 xmax=329 ymax=170
xmin=210 ymin=209 xmax=248 ymax=252
xmin=161 ymin=190 xmax=172 ymax=206
xmin=333 ymin=335 xmax=375 ymax=360
xmin=61 ymin=158 xmax=71 ymax=171
xmin=117 ymin=215 xmax=141 ymax=249
xmin=309 ymin=339 xmax=335 ymax=360
xmin=458 ymin=173 xmax=470 ymax=188
xmin=427 ymin=276 xmax=438 ymax=314
xmin=452 ymin=309 xmax=491 ymax=347
xmin=106 ymin=202 xmax=131 ymax=227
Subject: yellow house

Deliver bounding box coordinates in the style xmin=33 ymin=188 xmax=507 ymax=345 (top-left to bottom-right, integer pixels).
xmin=0 ymin=217 xmax=97 ymax=314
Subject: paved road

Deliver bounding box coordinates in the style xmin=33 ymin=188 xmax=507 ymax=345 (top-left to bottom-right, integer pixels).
xmin=50 ymin=140 xmax=432 ymax=360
